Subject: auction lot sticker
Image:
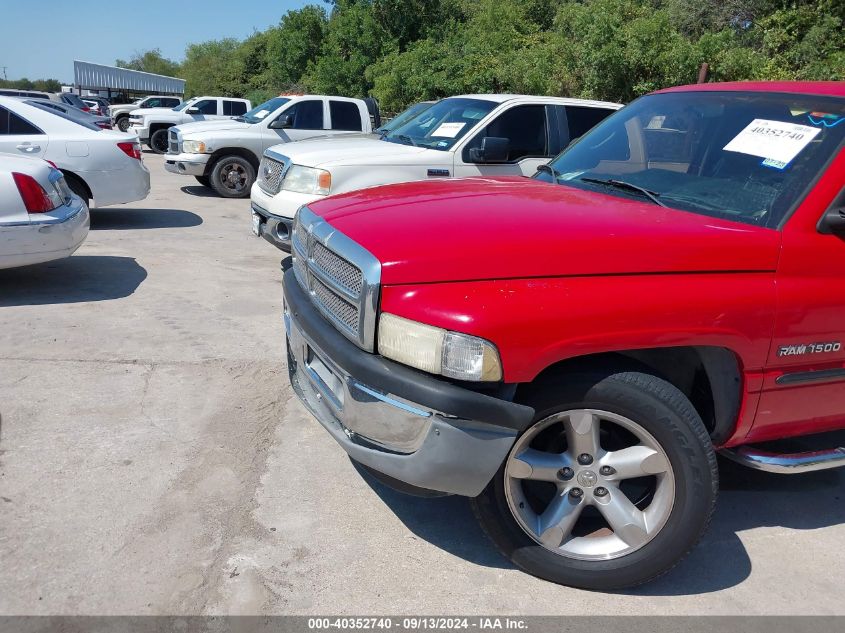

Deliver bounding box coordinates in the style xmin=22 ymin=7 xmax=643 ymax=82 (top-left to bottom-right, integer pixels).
xmin=723 ymin=118 xmax=821 ymax=166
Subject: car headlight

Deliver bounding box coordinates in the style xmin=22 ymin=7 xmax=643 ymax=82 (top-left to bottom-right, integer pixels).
xmin=182 ymin=140 xmax=207 ymax=154
xmin=282 ymin=165 xmax=331 ymax=195
xmin=378 ymin=313 xmax=502 ymax=382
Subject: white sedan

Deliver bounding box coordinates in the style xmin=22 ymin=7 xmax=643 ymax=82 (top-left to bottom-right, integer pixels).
xmin=0 ymin=154 xmax=89 ymax=270
xmin=0 ymin=96 xmax=150 ymax=207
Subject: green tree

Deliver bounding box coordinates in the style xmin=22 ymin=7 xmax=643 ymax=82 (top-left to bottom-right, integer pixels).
xmin=263 ymin=5 xmax=328 ymax=91
xmin=116 ymin=48 xmax=181 ymax=77
xmin=181 ymin=39 xmax=242 ymax=96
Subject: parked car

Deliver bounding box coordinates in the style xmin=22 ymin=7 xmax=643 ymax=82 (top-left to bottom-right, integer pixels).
xmin=165 ymin=95 xmax=379 ymax=198
xmin=0 ymin=154 xmax=89 ymax=269
xmin=281 ymin=81 xmax=845 ymax=589
xmin=111 ymin=95 xmax=182 ymax=132
xmin=374 ymin=100 xmax=435 ymax=136
xmin=0 ymin=89 xmax=56 ymax=101
xmin=58 ymin=92 xmax=91 ymax=113
xmin=0 ymin=96 xmax=150 ymax=207
xmin=23 ymin=98 xmax=112 ymax=129
xmin=129 ymin=96 xmax=252 ymax=154
xmin=252 ymin=94 xmax=621 ymax=251
xmin=82 ymin=96 xmax=111 ymax=117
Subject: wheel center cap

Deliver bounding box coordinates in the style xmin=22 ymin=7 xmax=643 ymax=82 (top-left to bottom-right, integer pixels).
xmin=577 ymin=470 xmax=598 ymax=487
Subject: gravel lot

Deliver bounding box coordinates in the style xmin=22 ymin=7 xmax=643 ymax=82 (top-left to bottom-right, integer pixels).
xmin=1 ymin=153 xmax=844 ymax=615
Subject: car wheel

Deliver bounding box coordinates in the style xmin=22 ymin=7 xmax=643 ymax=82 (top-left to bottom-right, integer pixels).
xmin=471 ymin=369 xmax=718 ymax=590
xmin=195 ymin=175 xmax=211 ymax=188
xmin=64 ymin=173 xmax=90 ymax=207
xmin=209 ymin=156 xmax=255 ymax=199
xmin=116 ymin=117 xmax=131 ymax=132
xmin=149 ymin=129 xmax=169 ymax=154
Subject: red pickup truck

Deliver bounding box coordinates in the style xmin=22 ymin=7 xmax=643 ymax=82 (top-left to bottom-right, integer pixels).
xmin=283 ymin=81 xmax=845 ymax=589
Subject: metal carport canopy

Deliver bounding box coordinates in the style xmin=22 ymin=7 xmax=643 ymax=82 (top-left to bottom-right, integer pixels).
xmin=73 ymin=60 xmax=185 ymax=94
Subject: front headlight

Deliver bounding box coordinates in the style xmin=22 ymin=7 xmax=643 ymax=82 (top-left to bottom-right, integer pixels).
xmin=182 ymin=140 xmax=207 ymax=154
xmin=378 ymin=313 xmax=502 ymax=382
xmin=282 ymin=165 xmax=331 ymax=195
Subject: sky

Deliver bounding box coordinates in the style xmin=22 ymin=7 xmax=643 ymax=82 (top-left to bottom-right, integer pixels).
xmin=1 ymin=0 xmax=312 ymax=83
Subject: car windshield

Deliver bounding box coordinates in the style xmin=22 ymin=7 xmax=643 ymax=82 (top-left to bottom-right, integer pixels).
xmin=239 ymin=97 xmax=291 ymax=124
xmin=377 ymin=101 xmax=434 ymax=135
xmin=25 ymin=100 xmax=101 ymax=131
xmin=383 ymin=97 xmax=496 ymax=151
xmin=536 ymin=91 xmax=845 ymax=227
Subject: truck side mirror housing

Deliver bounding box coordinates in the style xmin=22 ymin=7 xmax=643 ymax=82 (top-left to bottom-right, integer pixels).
xmin=270 ymin=114 xmax=293 ymax=129
xmin=185 ymin=107 xmax=200 ymax=114
xmin=469 ymin=136 xmax=510 ymax=163
xmin=818 ymin=206 xmax=845 ymax=235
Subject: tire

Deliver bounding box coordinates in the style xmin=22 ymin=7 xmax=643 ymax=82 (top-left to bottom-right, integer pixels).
xmin=208 ymin=155 xmax=255 ymax=199
xmin=64 ymin=173 xmax=90 ymax=207
xmin=116 ymin=116 xmax=131 ymax=132
xmin=194 ymin=175 xmax=211 ymax=188
xmin=149 ymin=128 xmax=169 ymax=154
xmin=471 ymin=369 xmax=718 ymax=590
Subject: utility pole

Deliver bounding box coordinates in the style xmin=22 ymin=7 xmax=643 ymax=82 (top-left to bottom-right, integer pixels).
xmin=1 ymin=67 xmax=7 ymax=81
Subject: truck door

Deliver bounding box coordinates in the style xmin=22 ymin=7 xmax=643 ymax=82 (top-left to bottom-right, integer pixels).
xmin=753 ymin=145 xmax=845 ymax=442
xmin=0 ymin=106 xmax=47 ymax=160
xmin=453 ymin=104 xmax=553 ymax=178
xmin=187 ymin=98 xmax=219 ymax=122
xmin=262 ymin=99 xmax=325 ymax=150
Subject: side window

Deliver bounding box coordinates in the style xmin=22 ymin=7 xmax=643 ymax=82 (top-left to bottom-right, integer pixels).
xmin=146 ymin=98 xmax=162 ymax=108
xmin=566 ymin=106 xmax=615 ymax=141
xmin=329 ymin=101 xmax=362 ymax=131
xmin=285 ymin=100 xmax=323 ymax=129
xmin=0 ymin=107 xmax=43 ymax=135
xmin=164 ymin=98 xmax=180 ymax=107
xmin=223 ymin=100 xmax=247 ymax=116
xmin=464 ymin=105 xmax=548 ymax=162
xmin=193 ymin=100 xmax=218 ymax=115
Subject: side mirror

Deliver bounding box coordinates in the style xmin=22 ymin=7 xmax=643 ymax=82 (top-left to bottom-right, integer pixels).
xmin=185 ymin=107 xmax=200 ymax=115
xmin=269 ymin=114 xmax=293 ymax=129
xmin=818 ymin=206 xmax=845 ymax=235
xmin=468 ymin=136 xmax=509 ymax=163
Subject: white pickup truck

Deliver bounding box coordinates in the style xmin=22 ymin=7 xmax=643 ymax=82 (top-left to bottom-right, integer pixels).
xmin=164 ymin=95 xmax=378 ymax=198
xmin=129 ymin=96 xmax=252 ymax=154
xmin=250 ymin=94 xmax=622 ymax=251
xmin=111 ymin=96 xmax=182 ymax=132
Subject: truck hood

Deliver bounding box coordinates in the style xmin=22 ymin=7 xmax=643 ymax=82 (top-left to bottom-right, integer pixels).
xmin=274 ymin=136 xmax=431 ymax=168
xmin=308 ymin=177 xmax=781 ymax=285
xmin=176 ymin=120 xmax=251 ymax=136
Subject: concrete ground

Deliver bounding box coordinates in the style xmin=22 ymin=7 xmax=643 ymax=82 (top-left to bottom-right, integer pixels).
xmin=1 ymin=153 xmax=844 ymax=616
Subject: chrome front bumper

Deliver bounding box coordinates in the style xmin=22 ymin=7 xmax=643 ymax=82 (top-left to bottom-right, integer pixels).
xmin=164 ymin=155 xmax=208 ymax=177
xmin=283 ymin=268 xmax=533 ymax=497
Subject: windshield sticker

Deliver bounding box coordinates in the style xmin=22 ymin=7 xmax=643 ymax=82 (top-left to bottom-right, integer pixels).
xmin=255 ymin=110 xmax=270 ymax=119
xmin=431 ymin=122 xmax=466 ymax=138
xmin=724 ymin=119 xmax=821 ymax=165
xmin=761 ymin=158 xmax=788 ymax=170
xmin=807 ymin=113 xmax=844 ymax=128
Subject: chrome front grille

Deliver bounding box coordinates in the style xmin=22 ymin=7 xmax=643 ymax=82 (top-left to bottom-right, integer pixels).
xmin=168 ymin=129 xmax=180 ymax=154
xmin=258 ymin=154 xmax=288 ymax=195
xmin=291 ymin=206 xmax=381 ymax=351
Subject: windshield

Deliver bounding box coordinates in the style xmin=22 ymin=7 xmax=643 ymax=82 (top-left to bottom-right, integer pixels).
xmin=537 ymin=91 xmax=845 ymax=227
xmin=26 ymin=100 xmax=101 ymax=131
xmin=240 ymin=97 xmax=291 ymax=124
xmin=384 ymin=97 xmax=496 ymax=151
xmin=172 ymin=98 xmax=198 ymax=112
xmin=377 ymin=101 xmax=434 ymax=134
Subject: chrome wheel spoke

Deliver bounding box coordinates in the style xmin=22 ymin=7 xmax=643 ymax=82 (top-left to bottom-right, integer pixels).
xmin=596 ymin=489 xmax=649 ymax=548
xmin=566 ymin=410 xmax=601 ymax=458
xmin=601 ymin=445 xmax=670 ymax=480
xmin=509 ymin=449 xmax=568 ymax=482
xmin=537 ymin=492 xmax=584 ymax=548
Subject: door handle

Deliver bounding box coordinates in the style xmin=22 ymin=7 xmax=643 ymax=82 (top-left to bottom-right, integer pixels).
xmin=16 ymin=144 xmax=40 ymax=153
